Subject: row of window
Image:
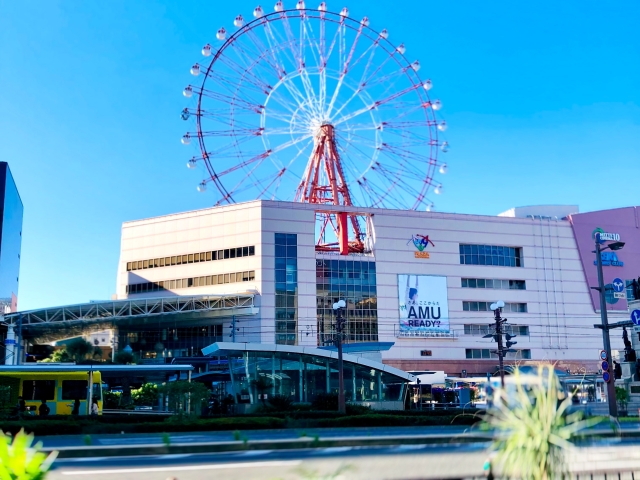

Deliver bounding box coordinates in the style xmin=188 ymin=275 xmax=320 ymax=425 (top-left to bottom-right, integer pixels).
xmin=460 ymin=244 xmax=523 ymax=267
xmin=22 ymin=380 xmax=99 ymax=401
xmin=126 ymin=271 xmax=256 ymax=293
xmin=462 ymin=301 xmax=528 ymax=313
xmin=463 ymin=324 xmax=529 ymax=336
xmin=465 ymin=349 xmax=531 ymax=359
xmin=126 ymin=246 xmax=255 ymax=271
xmin=462 ymin=278 xmax=526 ymax=290
xmin=275 ymin=233 xmax=298 ymax=346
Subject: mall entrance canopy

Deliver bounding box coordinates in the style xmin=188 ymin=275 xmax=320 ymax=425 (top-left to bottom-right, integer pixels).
xmin=202 ymin=342 xmax=415 ymax=409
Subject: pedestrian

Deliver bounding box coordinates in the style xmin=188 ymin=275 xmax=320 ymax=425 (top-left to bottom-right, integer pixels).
xmin=38 ymin=399 xmax=50 ymax=416
xmin=71 ymin=398 xmax=80 ymax=415
xmin=91 ymin=397 xmax=99 ymax=416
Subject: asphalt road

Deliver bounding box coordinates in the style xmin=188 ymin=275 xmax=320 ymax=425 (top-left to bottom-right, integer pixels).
xmin=37 ymin=426 xmax=473 ymax=448
xmin=48 ymin=443 xmax=491 ymax=480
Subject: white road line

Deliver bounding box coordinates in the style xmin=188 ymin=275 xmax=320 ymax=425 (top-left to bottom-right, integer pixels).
xmin=60 ymin=460 xmax=302 ymax=475
xmin=239 ymin=450 xmax=274 ymax=456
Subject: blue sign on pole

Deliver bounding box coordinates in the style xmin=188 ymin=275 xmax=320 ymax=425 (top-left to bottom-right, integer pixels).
xmin=612 ymin=278 xmax=625 ymax=293
xmin=631 ymin=310 xmax=640 ymax=326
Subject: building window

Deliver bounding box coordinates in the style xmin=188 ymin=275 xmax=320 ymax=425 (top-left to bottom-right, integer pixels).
xmin=22 ymin=380 xmax=56 ymax=401
xmin=461 ymin=278 xmax=526 ymax=290
xmin=275 ymin=233 xmax=298 ymax=345
xmin=463 ymin=324 xmax=529 ymax=336
xmin=126 ymin=270 xmax=257 ymax=294
xmin=463 ymin=302 xmax=527 ymax=313
xmin=316 ymin=259 xmax=378 ymax=345
xmin=465 ymin=349 xmax=531 ymax=360
xmin=126 ymin=245 xmax=256 ymax=271
xmin=459 ymin=245 xmax=523 ymax=267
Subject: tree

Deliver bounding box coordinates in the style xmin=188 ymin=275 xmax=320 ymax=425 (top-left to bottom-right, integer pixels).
xmin=113 ymin=351 xmax=135 ymax=365
xmin=40 ymin=338 xmax=97 ymax=363
xmin=159 ymin=381 xmax=210 ymax=415
xmin=251 ymin=375 xmax=273 ymax=406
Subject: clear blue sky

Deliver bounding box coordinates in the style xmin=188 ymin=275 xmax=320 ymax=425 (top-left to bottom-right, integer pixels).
xmin=1 ymin=0 xmax=638 ymax=310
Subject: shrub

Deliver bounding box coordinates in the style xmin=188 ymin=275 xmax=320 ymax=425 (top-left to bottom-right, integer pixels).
xmin=311 ymin=393 xmax=339 ymax=411
xmin=268 ymin=394 xmax=294 ymax=411
xmin=131 ymin=383 xmax=159 ymax=406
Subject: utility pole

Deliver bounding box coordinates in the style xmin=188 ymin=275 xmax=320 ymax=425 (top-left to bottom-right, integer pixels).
xmin=593 ymin=234 xmax=624 ymax=418
xmin=484 ymin=301 xmax=517 ymax=389
xmin=333 ymin=300 xmax=346 ymax=414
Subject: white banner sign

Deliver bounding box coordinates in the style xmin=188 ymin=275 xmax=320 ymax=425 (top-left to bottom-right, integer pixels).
xmin=398 ymin=274 xmax=449 ymax=333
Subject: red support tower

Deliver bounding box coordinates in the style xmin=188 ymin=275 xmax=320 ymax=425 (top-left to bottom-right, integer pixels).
xmin=295 ymin=124 xmax=364 ymax=255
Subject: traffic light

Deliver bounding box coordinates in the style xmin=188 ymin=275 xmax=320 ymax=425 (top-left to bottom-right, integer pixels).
xmin=505 ymin=333 xmax=517 ymax=349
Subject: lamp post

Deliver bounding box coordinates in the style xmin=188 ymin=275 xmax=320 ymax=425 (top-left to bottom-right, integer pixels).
xmin=333 ymin=300 xmax=346 ymax=414
xmin=594 ymin=234 xmax=625 ymax=418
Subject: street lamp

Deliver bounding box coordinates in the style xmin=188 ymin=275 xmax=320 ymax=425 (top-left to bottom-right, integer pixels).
xmin=333 ymin=299 xmax=347 ymax=414
xmin=593 ymin=234 xmax=625 ymax=417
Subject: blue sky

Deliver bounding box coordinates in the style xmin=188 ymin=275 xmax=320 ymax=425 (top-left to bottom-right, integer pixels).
xmin=1 ymin=0 xmax=638 ymax=310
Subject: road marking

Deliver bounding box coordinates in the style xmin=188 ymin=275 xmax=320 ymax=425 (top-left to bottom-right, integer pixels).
xmin=316 ymin=447 xmax=353 ymax=454
xmin=60 ymin=460 xmax=302 ymax=475
xmin=239 ymin=450 xmax=274 ymax=456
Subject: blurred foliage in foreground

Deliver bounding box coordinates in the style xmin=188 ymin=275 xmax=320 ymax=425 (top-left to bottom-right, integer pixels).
xmin=0 ymin=429 xmax=57 ymax=480
xmin=482 ymin=364 xmax=600 ymax=480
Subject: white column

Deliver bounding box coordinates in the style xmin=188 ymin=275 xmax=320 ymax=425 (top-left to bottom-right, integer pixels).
xmin=4 ymin=323 xmax=15 ymax=365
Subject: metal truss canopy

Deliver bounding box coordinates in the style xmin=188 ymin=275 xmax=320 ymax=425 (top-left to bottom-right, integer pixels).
xmin=4 ymin=295 xmax=258 ymax=326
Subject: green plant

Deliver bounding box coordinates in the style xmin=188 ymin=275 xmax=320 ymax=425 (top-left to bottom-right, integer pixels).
xmin=481 ymin=365 xmax=599 ymax=480
xmin=0 ymin=429 xmax=58 ymax=479
xmin=83 ymin=435 xmax=92 ymax=446
xmin=158 ymin=381 xmax=210 ymax=415
xmin=268 ymin=394 xmax=294 ymax=411
xmin=311 ymin=393 xmax=339 ymax=411
xmin=103 ymin=390 xmax=121 ymax=409
xmin=131 ymin=383 xmax=159 ymax=406
xmin=616 ymin=386 xmax=629 ymax=412
xmin=113 ymin=351 xmax=135 ymax=365
xmin=250 ymin=375 xmax=272 ymax=406
xmin=161 ymin=432 xmax=171 ymax=446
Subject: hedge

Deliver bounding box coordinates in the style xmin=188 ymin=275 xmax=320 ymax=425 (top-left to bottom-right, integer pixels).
xmin=1 ymin=413 xmax=479 ymax=436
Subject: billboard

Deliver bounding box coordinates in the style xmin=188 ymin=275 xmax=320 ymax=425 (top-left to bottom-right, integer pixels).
xmin=398 ymin=274 xmax=449 ymax=333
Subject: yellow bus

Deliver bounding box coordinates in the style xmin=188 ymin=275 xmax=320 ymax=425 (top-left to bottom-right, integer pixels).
xmin=0 ymin=366 xmax=103 ymax=415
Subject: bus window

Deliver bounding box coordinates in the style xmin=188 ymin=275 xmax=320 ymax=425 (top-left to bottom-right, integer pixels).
xmin=62 ymin=380 xmax=87 ymax=400
xmin=22 ymin=380 xmax=55 ymax=401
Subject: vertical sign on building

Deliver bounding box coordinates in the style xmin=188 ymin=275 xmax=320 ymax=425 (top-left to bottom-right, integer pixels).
xmin=398 ymin=275 xmax=449 ymax=334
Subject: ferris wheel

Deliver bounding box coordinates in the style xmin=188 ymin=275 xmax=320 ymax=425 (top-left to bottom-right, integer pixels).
xmin=181 ymin=2 xmax=449 ymax=251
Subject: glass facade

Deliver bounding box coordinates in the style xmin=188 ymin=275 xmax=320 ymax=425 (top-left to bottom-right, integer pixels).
xmin=459 ymin=244 xmax=523 ymax=267
xmin=0 ymin=163 xmax=23 ymax=313
xmin=316 ymin=259 xmax=378 ymax=345
xmin=221 ymin=350 xmax=406 ymax=404
xmin=117 ymin=325 xmax=224 ymax=359
xmin=275 ymin=233 xmax=297 ymax=345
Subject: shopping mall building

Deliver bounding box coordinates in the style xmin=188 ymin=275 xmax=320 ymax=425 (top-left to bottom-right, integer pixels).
xmin=79 ymin=200 xmax=636 ymax=376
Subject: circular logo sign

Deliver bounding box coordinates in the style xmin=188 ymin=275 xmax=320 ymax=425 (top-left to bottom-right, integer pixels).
xmin=631 ymin=310 xmax=640 ymax=326
xmin=603 ymin=371 xmax=611 ymax=383
xmin=601 ymin=360 xmax=609 ymax=372
xmin=600 ymin=350 xmax=608 ymax=361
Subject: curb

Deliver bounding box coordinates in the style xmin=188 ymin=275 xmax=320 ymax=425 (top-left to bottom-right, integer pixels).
xmin=45 ymin=433 xmax=494 ymax=459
